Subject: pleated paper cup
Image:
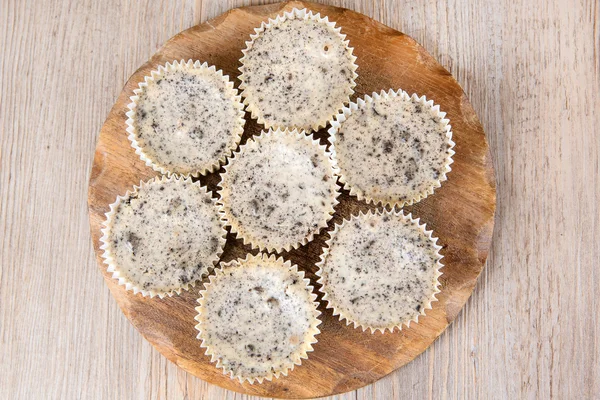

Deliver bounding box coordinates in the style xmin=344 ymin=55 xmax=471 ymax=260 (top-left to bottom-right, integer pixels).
xmin=217 ymin=128 xmax=340 ymax=253
xmin=195 ymin=253 xmax=321 ymax=384
xmin=100 ymin=175 xmax=227 ymax=298
xmin=328 ymin=89 xmax=455 ymax=208
xmin=239 ymin=8 xmax=358 ymax=131
xmin=126 ymin=59 xmax=245 ymax=177
xmin=316 ymin=209 xmax=443 ymax=333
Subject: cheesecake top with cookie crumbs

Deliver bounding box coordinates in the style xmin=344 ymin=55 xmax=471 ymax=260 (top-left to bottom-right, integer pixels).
xmin=129 ymin=62 xmax=244 ymax=175
xmin=195 ymin=254 xmax=320 ymax=383
xmin=218 ymin=129 xmax=339 ymax=252
xmin=240 ymin=10 xmax=357 ymax=131
xmin=332 ymin=92 xmax=453 ymax=206
xmin=317 ymin=211 xmax=442 ymax=331
xmin=103 ymin=178 xmax=226 ymax=295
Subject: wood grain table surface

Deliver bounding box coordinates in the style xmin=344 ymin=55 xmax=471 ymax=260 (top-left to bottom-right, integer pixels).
xmin=1 ymin=0 xmax=598 ymax=399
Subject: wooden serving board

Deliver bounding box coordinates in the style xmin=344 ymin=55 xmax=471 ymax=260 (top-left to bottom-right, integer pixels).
xmin=87 ymin=2 xmax=496 ymax=398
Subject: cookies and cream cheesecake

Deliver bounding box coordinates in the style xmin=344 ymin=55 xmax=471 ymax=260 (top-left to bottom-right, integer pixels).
xmin=195 ymin=253 xmax=321 ymax=383
xmin=239 ymin=8 xmax=357 ymax=131
xmin=217 ymin=128 xmax=340 ymax=252
xmin=100 ymin=176 xmax=227 ymax=298
xmin=126 ymin=60 xmax=245 ymax=176
xmin=329 ymin=90 xmax=455 ymax=207
xmin=316 ymin=210 xmax=443 ymax=332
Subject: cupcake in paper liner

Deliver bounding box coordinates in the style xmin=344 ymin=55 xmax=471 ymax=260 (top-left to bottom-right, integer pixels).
xmin=329 ymin=89 xmax=455 ymax=207
xmin=195 ymin=253 xmax=321 ymax=384
xmin=316 ymin=210 xmax=443 ymax=333
xmin=239 ymin=8 xmax=358 ymax=131
xmin=217 ymin=128 xmax=340 ymax=253
xmin=126 ymin=59 xmax=245 ymax=177
xmin=99 ymin=175 xmax=227 ymax=298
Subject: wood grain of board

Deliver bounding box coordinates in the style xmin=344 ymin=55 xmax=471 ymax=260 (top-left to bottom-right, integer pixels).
xmin=1 ymin=0 xmax=599 ymax=399
xmin=87 ymin=1 xmax=495 ymax=398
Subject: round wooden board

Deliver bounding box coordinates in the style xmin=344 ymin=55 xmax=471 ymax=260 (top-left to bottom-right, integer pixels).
xmin=87 ymin=1 xmax=496 ymax=398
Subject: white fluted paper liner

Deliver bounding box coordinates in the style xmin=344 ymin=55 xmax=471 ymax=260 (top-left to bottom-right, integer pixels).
xmin=195 ymin=253 xmax=321 ymax=384
xmin=239 ymin=8 xmax=358 ymax=131
xmin=99 ymin=175 xmax=227 ymax=298
xmin=126 ymin=59 xmax=245 ymax=177
xmin=217 ymin=128 xmax=340 ymax=253
xmin=328 ymin=89 xmax=455 ymax=208
xmin=316 ymin=209 xmax=443 ymax=333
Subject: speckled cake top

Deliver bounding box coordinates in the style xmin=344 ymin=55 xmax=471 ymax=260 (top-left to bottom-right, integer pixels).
xmin=330 ymin=90 xmax=454 ymax=207
xmin=100 ymin=176 xmax=227 ymax=298
xmin=239 ymin=8 xmax=357 ymax=131
xmin=316 ymin=211 xmax=443 ymax=332
xmin=217 ymin=129 xmax=340 ymax=252
xmin=126 ymin=60 xmax=245 ymax=176
xmin=195 ymin=253 xmax=321 ymax=384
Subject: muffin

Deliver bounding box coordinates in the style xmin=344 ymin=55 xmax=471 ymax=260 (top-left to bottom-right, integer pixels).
xmin=99 ymin=175 xmax=227 ymax=298
xmin=316 ymin=210 xmax=443 ymax=332
xmin=195 ymin=253 xmax=321 ymax=383
xmin=239 ymin=8 xmax=358 ymax=131
xmin=329 ymin=90 xmax=455 ymax=207
xmin=126 ymin=60 xmax=245 ymax=176
xmin=217 ymin=128 xmax=340 ymax=252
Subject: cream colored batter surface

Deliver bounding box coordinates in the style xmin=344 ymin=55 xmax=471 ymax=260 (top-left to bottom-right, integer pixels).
xmin=218 ymin=129 xmax=339 ymax=252
xmin=332 ymin=93 xmax=453 ymax=205
xmin=240 ymin=11 xmax=356 ymax=130
xmin=196 ymin=254 xmax=320 ymax=383
xmin=104 ymin=178 xmax=225 ymax=295
xmin=130 ymin=63 xmax=244 ymax=175
xmin=318 ymin=211 xmax=442 ymax=331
